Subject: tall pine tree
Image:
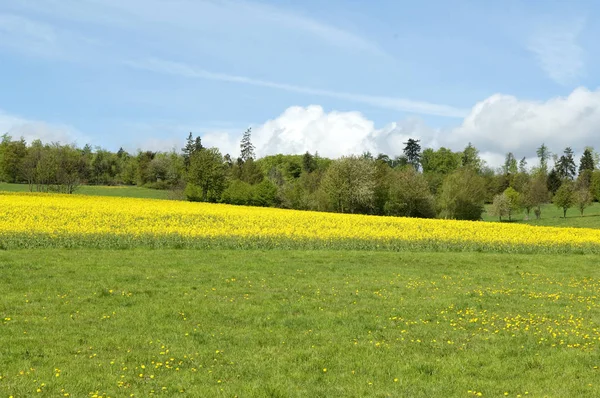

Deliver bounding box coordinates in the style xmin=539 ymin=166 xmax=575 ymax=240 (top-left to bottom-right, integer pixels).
xmin=579 ymin=147 xmax=595 ymax=175
xmin=403 ymin=138 xmax=421 ymax=171
xmin=240 ymin=128 xmax=256 ymax=162
xmin=556 ymin=147 xmax=576 ymax=180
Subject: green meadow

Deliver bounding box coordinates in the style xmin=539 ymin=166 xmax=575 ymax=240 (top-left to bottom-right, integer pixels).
xmin=2 ymin=250 xmax=600 ymax=397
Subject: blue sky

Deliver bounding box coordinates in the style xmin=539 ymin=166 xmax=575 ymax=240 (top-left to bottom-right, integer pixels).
xmin=1 ymin=0 xmax=600 ymax=165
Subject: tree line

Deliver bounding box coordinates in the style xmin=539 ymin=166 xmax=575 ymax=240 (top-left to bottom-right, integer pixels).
xmin=1 ymin=131 xmax=599 ymax=220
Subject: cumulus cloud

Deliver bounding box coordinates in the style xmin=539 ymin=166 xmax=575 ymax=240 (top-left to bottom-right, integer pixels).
xmin=451 ymin=87 xmax=600 ymax=156
xmin=5 ymin=86 xmax=600 ymax=170
xmin=227 ymin=87 xmax=600 ymax=167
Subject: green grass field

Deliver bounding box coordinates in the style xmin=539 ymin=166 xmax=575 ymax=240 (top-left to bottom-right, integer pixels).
xmin=0 ymin=183 xmax=172 ymax=200
xmin=482 ymin=202 xmax=600 ymax=228
xmin=2 ymin=250 xmax=600 ymax=397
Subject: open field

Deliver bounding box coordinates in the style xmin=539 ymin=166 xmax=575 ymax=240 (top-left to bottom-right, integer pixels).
xmin=1 ymin=250 xmax=600 ymax=397
xmin=2 ymin=182 xmax=599 ymax=229
xmin=0 ymin=183 xmax=172 ymax=200
xmin=1 ymin=192 xmax=600 ymax=253
xmin=482 ymin=202 xmax=600 ymax=229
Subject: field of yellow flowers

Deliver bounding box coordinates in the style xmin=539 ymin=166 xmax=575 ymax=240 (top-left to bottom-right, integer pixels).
xmin=1 ymin=192 xmax=599 ymax=252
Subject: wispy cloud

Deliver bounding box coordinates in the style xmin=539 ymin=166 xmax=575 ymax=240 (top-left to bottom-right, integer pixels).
xmin=0 ymin=13 xmax=57 ymax=56
xmin=125 ymin=58 xmax=468 ymax=118
xmin=5 ymin=0 xmax=385 ymax=56
xmin=528 ymin=17 xmax=586 ymax=85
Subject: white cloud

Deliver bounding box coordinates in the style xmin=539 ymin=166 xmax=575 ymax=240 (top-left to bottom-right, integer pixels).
xmin=210 ymin=86 xmax=600 ymax=167
xmin=0 ymin=110 xmax=86 ymax=145
xmin=528 ymin=17 xmax=585 ymax=85
xmin=222 ymin=105 xmax=439 ymax=159
xmin=451 ymin=87 xmax=600 ymax=156
xmin=126 ymin=58 xmax=468 ymax=118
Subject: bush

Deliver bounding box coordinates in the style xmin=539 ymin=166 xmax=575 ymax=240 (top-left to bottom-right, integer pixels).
xmin=221 ymin=180 xmax=253 ymax=205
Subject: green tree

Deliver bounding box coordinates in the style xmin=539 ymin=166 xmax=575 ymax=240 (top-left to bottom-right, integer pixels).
xmin=556 ymin=147 xmax=576 ymax=180
xmin=591 ymin=170 xmax=600 ymax=201
xmin=252 ymin=179 xmax=278 ymax=207
xmin=302 ymin=152 xmax=317 ymax=173
xmin=522 ymin=174 xmax=549 ymax=219
xmin=579 ymin=147 xmax=595 ymax=174
xmin=421 ymin=147 xmax=461 ymax=175
xmin=384 ymin=167 xmax=435 ymax=218
xmin=438 ymin=168 xmax=486 ymax=220
xmin=553 ymin=182 xmax=575 ymax=218
xmin=187 ymin=148 xmax=226 ymax=202
xmin=240 ymin=128 xmax=256 ymax=162
xmin=490 ymin=193 xmax=509 ymax=221
xmin=547 ymin=168 xmax=561 ymax=195
xmin=240 ymin=158 xmax=264 ymax=185
xmin=578 ymin=147 xmax=596 ymax=188
xmin=461 ymin=143 xmax=483 ymax=172
xmin=321 ymin=156 xmax=375 ymax=213
xmin=503 ymin=187 xmax=521 ymax=221
xmin=518 ymin=157 xmax=528 ymax=174
xmin=536 ymin=143 xmax=550 ymax=175
xmin=0 ymin=134 xmax=27 ymax=183
xmin=503 ymin=152 xmax=518 ymax=175
xmin=136 ymin=151 xmax=156 ymax=185
xmin=575 ymin=188 xmax=592 ymax=216
xmin=402 ymin=138 xmax=422 ymax=171
xmin=221 ymin=180 xmax=253 ymax=205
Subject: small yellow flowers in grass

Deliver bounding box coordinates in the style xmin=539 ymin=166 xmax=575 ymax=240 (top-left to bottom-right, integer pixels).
xmin=323 ymin=368 xmax=327 ymax=372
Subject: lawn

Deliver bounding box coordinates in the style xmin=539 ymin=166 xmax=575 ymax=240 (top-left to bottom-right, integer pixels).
xmin=0 ymin=183 xmax=172 ymax=200
xmin=483 ymin=202 xmax=600 ymax=228
xmin=1 ymin=250 xmax=600 ymax=397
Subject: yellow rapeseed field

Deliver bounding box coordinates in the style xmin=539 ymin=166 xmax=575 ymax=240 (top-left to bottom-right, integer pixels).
xmin=0 ymin=192 xmax=598 ymax=252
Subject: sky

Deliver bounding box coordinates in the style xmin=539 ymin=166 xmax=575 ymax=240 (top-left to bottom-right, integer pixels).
xmin=1 ymin=0 xmax=600 ymax=167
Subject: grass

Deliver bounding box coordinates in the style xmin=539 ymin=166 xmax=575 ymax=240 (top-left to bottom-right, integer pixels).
xmin=2 ymin=250 xmax=600 ymax=397
xmin=482 ymin=202 xmax=600 ymax=228
xmin=0 ymin=183 xmax=172 ymax=200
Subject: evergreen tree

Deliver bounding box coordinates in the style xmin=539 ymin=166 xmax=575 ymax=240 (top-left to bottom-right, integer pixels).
xmin=461 ymin=142 xmax=482 ymax=172
xmin=547 ymin=168 xmax=561 ymax=195
xmin=194 ymin=136 xmax=203 ymax=153
xmin=182 ymin=132 xmax=194 ymax=170
xmin=402 ymin=138 xmax=422 ymax=171
xmin=302 ymin=152 xmax=317 ymax=173
xmin=240 ymin=128 xmax=256 ymax=162
xmin=503 ymin=152 xmax=518 ymax=175
xmin=518 ymin=157 xmax=528 ymax=174
xmin=579 ymin=147 xmax=595 ymax=175
xmin=556 ymin=147 xmax=576 ymax=180
xmin=536 ymin=143 xmax=550 ymax=175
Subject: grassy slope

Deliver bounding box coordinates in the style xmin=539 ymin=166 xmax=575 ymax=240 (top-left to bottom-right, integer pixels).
xmin=2 ymin=250 xmax=600 ymax=397
xmin=0 ymin=183 xmax=171 ymax=200
xmin=483 ymin=202 xmax=600 ymax=228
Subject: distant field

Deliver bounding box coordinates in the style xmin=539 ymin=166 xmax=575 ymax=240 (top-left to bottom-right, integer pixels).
xmin=2 ymin=192 xmax=600 ymax=253
xmin=2 ymin=250 xmax=600 ymax=397
xmin=483 ymin=202 xmax=600 ymax=229
xmin=0 ymin=183 xmax=172 ymax=200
